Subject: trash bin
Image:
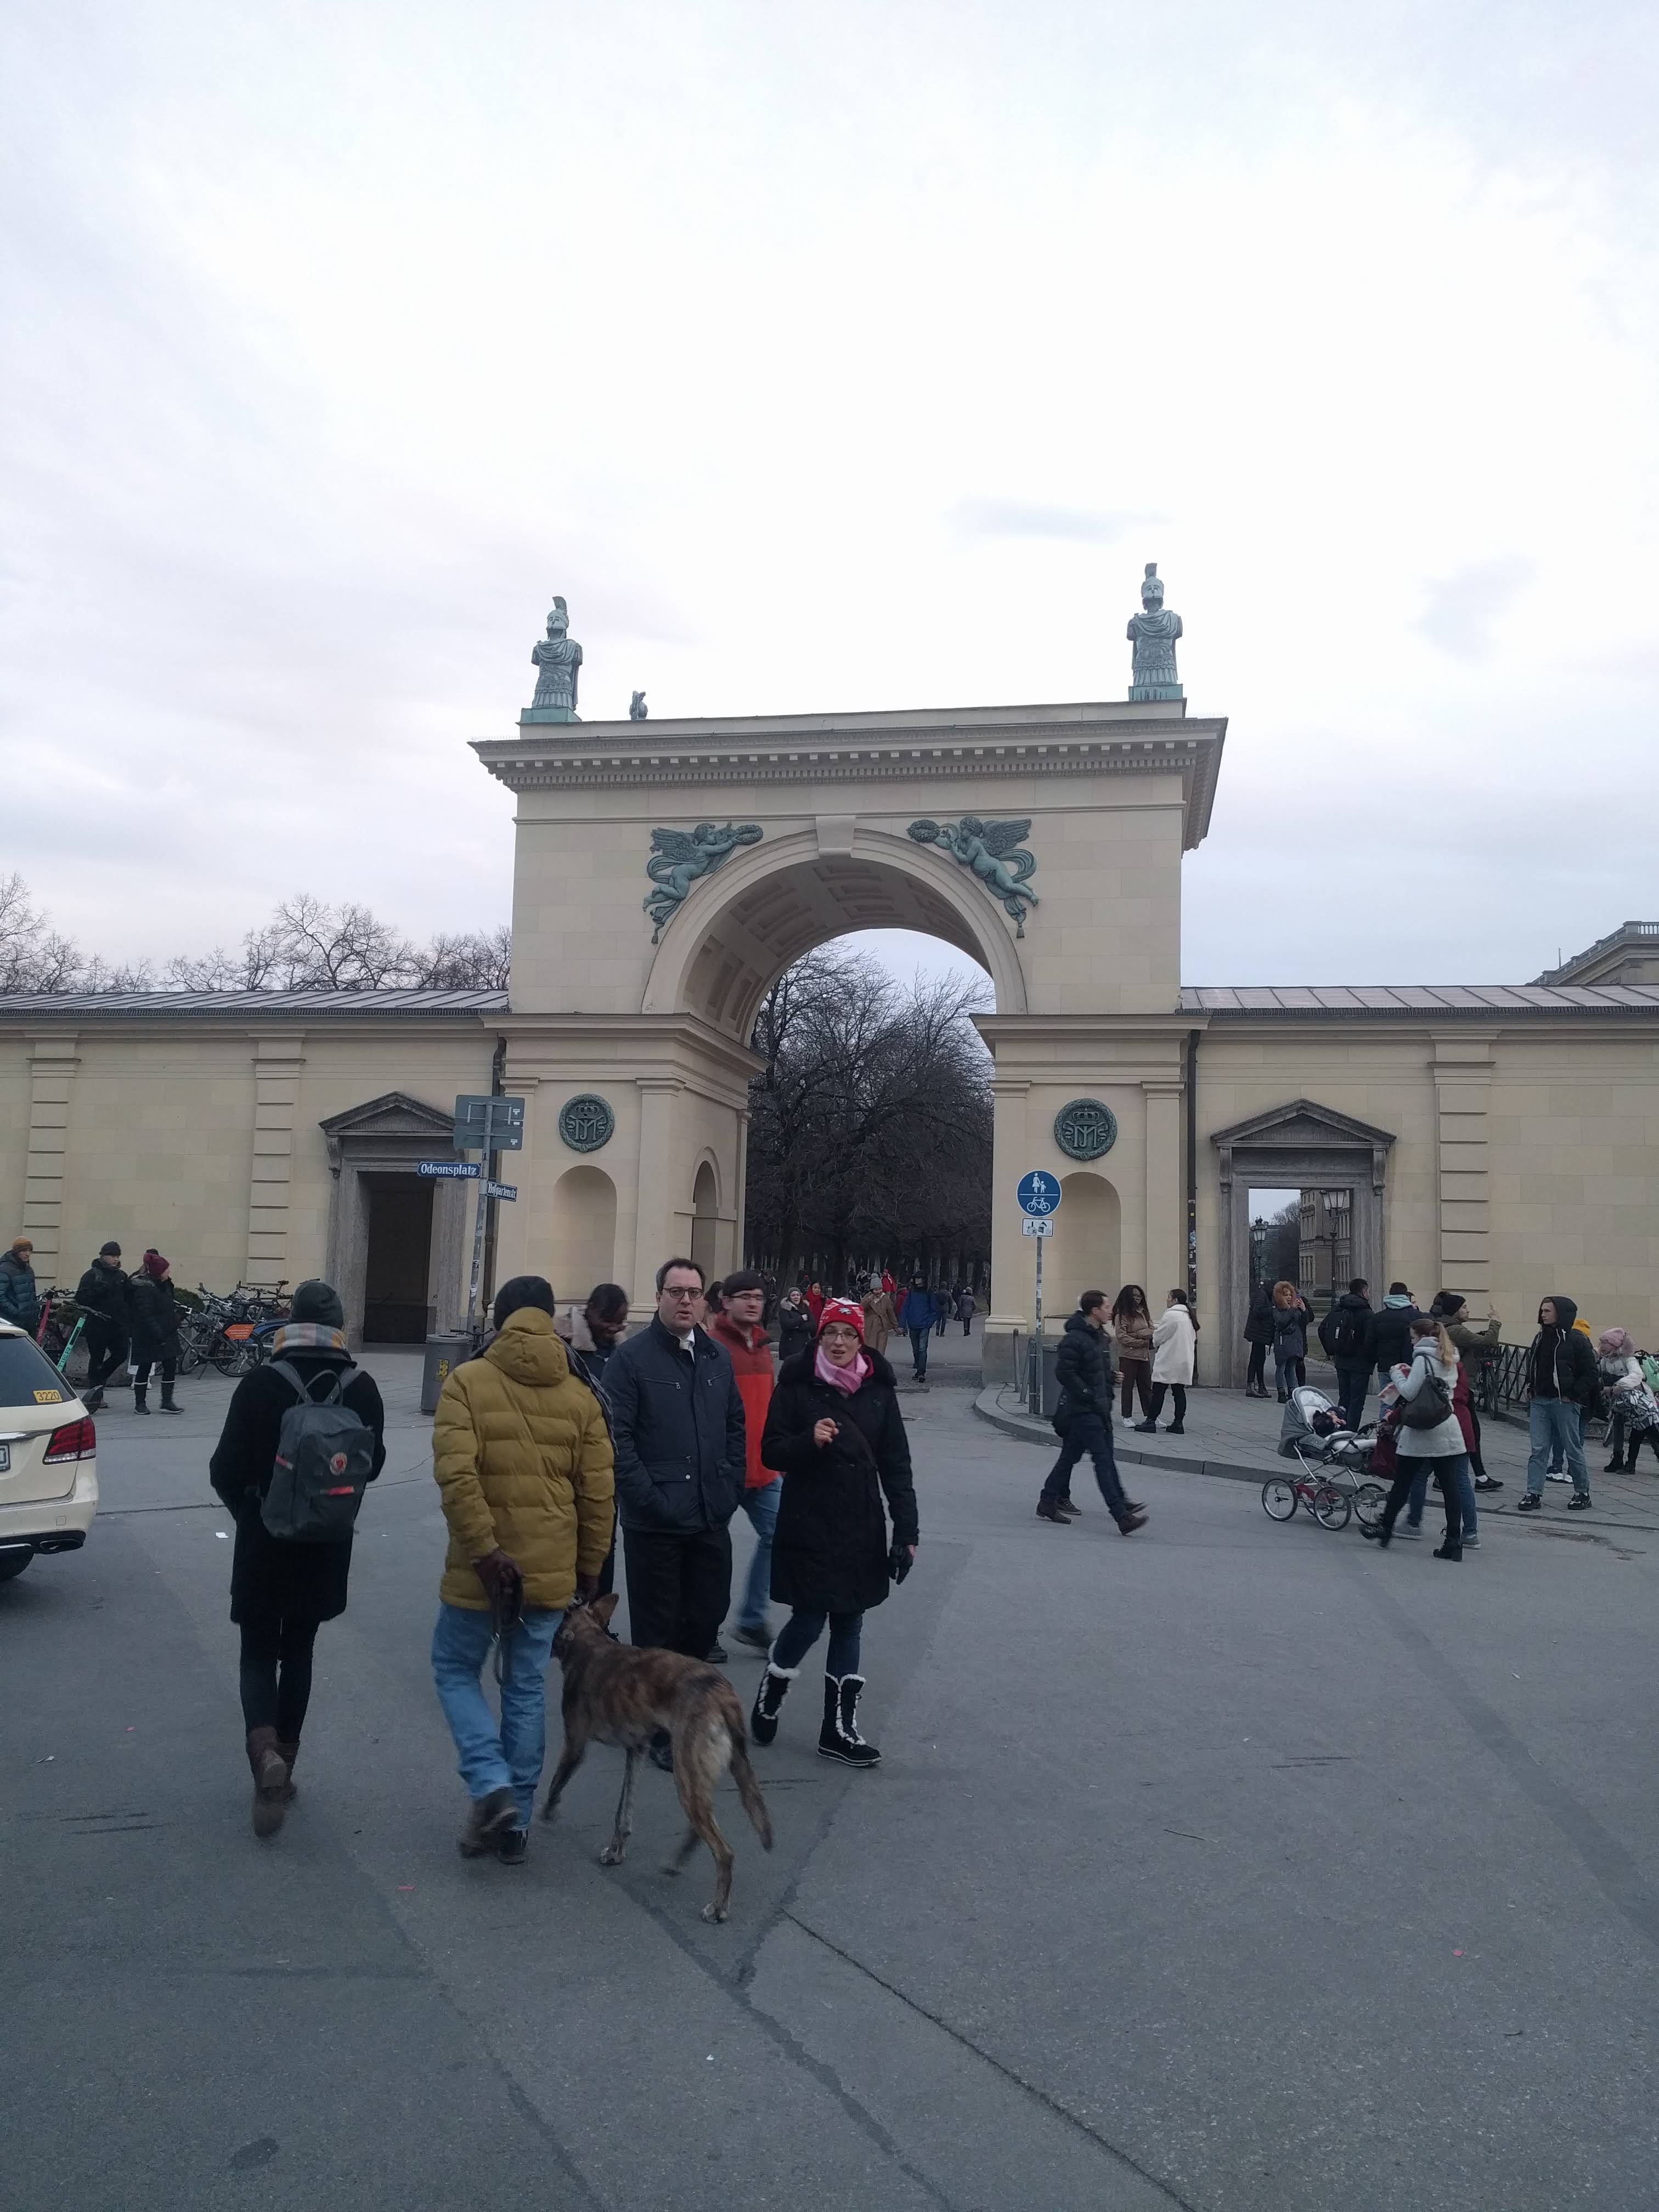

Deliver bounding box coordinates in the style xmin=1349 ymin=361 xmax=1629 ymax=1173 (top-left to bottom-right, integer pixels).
xmin=421 ymin=1333 xmax=471 ymax=1416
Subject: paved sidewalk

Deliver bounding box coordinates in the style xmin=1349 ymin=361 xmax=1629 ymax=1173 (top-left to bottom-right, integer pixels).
xmin=975 ymin=1373 xmax=1659 ymax=1534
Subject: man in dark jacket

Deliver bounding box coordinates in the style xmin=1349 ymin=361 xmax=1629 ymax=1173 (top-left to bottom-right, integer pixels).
xmin=0 ymin=1238 xmax=38 ymax=1332
xmin=1318 ymin=1279 xmax=1373 ymax=1429
xmin=1517 ymin=1294 xmax=1598 ymax=1511
xmin=900 ymin=1278 xmax=939 ymax=1380
xmin=75 ymin=1242 xmax=131 ymax=1412
xmin=1365 ymin=1283 xmax=1419 ymax=1393
xmin=1035 ymin=1292 xmax=1146 ymax=1533
xmin=605 ymin=1257 xmax=746 ymax=1700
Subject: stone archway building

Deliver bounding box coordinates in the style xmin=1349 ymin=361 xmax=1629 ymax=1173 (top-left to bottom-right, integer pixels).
xmin=4 ymin=669 xmax=1659 ymax=1370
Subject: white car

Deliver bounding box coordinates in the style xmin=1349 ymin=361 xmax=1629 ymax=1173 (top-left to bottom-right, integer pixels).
xmin=0 ymin=1319 xmax=98 ymax=1583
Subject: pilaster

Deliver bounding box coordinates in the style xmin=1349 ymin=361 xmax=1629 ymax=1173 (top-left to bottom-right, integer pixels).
xmin=1432 ymin=1035 xmax=1496 ymax=1299
xmin=247 ymin=1035 xmax=306 ymax=1283
xmin=634 ymin=1078 xmax=685 ymax=1297
xmin=1143 ymin=1080 xmax=1184 ymax=1300
xmin=24 ymin=1035 xmax=79 ymax=1287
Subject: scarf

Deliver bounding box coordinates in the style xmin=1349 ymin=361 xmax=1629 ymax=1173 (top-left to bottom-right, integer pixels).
xmin=815 ymin=1344 xmax=869 ymax=1396
xmin=272 ymin=1322 xmax=349 ymax=1356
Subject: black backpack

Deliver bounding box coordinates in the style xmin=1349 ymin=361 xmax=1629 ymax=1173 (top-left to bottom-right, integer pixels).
xmin=1327 ymin=1305 xmax=1368 ymax=1362
xmin=260 ymin=1360 xmax=376 ymax=1543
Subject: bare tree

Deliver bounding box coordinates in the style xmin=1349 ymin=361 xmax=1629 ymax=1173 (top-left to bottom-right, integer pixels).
xmin=414 ymin=925 xmax=512 ymax=991
xmin=0 ymin=873 xmax=84 ymax=992
xmin=744 ymin=946 xmax=994 ymax=1286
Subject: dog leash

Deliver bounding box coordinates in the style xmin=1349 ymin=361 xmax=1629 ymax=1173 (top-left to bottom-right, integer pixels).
xmin=490 ymin=1579 xmax=523 ymax=1686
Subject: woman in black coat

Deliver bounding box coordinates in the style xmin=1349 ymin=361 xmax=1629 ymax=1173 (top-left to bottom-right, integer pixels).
xmin=776 ymin=1286 xmax=815 ymax=1363
xmin=208 ymin=1279 xmax=385 ymax=1835
xmin=751 ymin=1297 xmax=918 ymax=1767
xmin=128 ymin=1249 xmax=184 ymax=1413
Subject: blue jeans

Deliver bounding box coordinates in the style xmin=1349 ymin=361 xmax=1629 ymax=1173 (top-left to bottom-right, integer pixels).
xmin=1406 ymin=1454 xmax=1478 ymax=1537
xmin=736 ymin=1477 xmax=781 ymax=1628
xmin=909 ymin=1324 xmax=930 ymax=1378
xmin=431 ymin=1601 xmax=563 ymax=1829
xmin=1526 ymin=1399 xmax=1589 ymax=1497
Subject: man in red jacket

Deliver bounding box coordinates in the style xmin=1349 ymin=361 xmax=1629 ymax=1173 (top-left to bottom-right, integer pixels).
xmin=713 ymin=1268 xmax=782 ymax=1652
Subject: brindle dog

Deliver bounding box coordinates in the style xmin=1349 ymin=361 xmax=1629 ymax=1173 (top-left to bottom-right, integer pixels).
xmin=540 ymin=1593 xmax=773 ymax=1922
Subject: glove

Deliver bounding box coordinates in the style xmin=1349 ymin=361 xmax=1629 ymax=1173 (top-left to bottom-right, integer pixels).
xmin=473 ymin=1547 xmax=523 ymax=1619
xmin=887 ymin=1539 xmax=914 ymax=1585
xmin=574 ymin=1573 xmax=600 ymax=1604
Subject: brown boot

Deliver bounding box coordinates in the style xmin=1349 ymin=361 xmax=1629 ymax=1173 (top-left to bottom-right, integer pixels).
xmin=246 ymin=1726 xmax=290 ymax=1838
xmin=274 ymin=1741 xmax=300 ymax=1803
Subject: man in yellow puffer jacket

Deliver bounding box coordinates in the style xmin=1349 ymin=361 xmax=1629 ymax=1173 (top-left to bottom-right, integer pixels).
xmin=431 ymin=1276 xmax=614 ymax=1864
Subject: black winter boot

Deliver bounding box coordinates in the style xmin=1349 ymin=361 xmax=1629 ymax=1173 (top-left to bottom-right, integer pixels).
xmin=159 ymin=1380 xmax=182 ymax=1414
xmin=749 ymin=1662 xmax=797 ymax=1747
xmin=819 ymin=1675 xmax=881 ymax=1767
xmin=133 ymin=1385 xmax=150 ymax=1414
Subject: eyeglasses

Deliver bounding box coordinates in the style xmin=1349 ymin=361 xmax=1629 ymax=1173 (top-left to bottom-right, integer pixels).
xmin=662 ymin=1286 xmax=701 ymax=1301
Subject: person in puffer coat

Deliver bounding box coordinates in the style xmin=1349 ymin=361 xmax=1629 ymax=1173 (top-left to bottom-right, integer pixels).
xmin=431 ymin=1276 xmax=614 ymax=1864
xmin=750 ymin=1299 xmax=918 ymax=1767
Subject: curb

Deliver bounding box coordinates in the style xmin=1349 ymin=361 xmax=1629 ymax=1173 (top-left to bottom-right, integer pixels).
xmin=972 ymin=1388 xmax=1268 ymax=1487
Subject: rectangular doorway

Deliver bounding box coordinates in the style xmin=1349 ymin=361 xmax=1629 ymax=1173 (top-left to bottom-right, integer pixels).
xmin=362 ymin=1175 xmax=434 ymax=1342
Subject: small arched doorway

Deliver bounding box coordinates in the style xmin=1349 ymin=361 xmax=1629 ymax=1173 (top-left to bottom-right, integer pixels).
xmin=690 ymin=1161 xmax=719 ymax=1276
xmin=1047 ymin=1172 xmax=1122 ymax=1322
xmin=550 ymin=1165 xmax=618 ymax=1304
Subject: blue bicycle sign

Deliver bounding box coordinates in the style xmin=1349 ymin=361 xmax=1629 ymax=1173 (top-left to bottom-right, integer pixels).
xmin=1015 ymin=1170 xmax=1063 ymax=1216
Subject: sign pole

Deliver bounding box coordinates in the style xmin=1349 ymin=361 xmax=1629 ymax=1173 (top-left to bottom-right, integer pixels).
xmin=1032 ymin=1231 xmax=1045 ymax=1417
xmin=465 ymin=1171 xmax=489 ymax=1342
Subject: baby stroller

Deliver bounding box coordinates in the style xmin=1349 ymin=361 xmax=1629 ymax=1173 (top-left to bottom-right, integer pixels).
xmin=1270 ymin=1385 xmax=1387 ymax=1529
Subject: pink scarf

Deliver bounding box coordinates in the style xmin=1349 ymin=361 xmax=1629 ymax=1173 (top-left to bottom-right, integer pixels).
xmin=815 ymin=1343 xmax=869 ymax=1395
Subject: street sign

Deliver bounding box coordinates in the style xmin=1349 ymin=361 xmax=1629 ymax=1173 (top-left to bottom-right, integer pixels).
xmin=1015 ymin=1170 xmax=1063 ymax=1216
xmin=419 ymin=1159 xmax=481 ymax=1179
xmin=483 ymin=1181 xmax=518 ymax=1201
xmin=1021 ymin=1216 xmax=1054 ymax=1238
xmin=453 ymin=1094 xmax=526 ymax=1152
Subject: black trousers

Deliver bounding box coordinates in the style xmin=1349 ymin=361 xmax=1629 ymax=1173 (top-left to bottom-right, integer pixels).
xmin=1148 ymin=1381 xmax=1187 ymax=1427
xmin=1334 ymin=1362 xmax=1370 ymax=1429
xmin=83 ymin=1318 xmax=129 ymax=1390
xmin=622 ymin=1524 xmax=733 ymax=1657
xmin=1119 ymin=1361 xmax=1153 ymax=1419
xmin=1245 ymin=1342 xmax=1268 ymax=1392
xmin=1381 ymin=1455 xmax=1464 ymax=1548
xmin=239 ymin=1614 xmax=321 ymax=1740
xmin=1041 ymin=1410 xmax=1130 ymax=1521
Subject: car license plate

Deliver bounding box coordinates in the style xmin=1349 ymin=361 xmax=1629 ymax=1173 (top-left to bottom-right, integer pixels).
xmin=0 ymin=1444 xmax=9 ymax=1472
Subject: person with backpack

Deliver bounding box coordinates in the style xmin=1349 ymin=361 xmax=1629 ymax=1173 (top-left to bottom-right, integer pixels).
xmin=431 ymin=1274 xmax=614 ymax=1864
xmin=1318 ymin=1279 xmax=1373 ymax=1428
xmin=554 ymin=1281 xmax=629 ymax=1595
xmin=208 ymin=1279 xmax=386 ymax=1837
xmin=900 ymin=1276 xmax=939 ymax=1380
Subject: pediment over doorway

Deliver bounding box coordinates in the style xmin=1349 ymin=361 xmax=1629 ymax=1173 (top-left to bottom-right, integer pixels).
xmin=1210 ymin=1098 xmax=1396 ymax=1153
xmin=319 ymin=1091 xmax=454 ymax=1170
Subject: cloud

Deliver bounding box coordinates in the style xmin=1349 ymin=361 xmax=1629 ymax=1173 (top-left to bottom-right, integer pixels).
xmin=948 ymin=498 xmax=1161 ymax=544
xmin=1416 ymin=557 xmax=1537 ymax=659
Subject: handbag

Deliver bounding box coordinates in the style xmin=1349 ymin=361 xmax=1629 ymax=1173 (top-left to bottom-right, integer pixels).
xmin=1623 ymin=1387 xmax=1659 ymax=1434
xmin=1396 ymin=1365 xmax=1453 ymax=1430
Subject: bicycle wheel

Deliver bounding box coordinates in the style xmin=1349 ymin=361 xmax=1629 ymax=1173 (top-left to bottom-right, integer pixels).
xmin=1311 ymin=1483 xmax=1352 ymax=1530
xmin=208 ymin=1331 xmax=245 ymax=1374
xmin=1355 ymin=1482 xmax=1387 ymax=1530
xmin=1262 ymin=1477 xmax=1299 ymax=1521
xmin=176 ymin=1323 xmax=207 ymax=1376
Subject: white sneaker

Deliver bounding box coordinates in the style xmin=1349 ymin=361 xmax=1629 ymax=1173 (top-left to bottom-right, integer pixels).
xmin=1545 ymin=1471 xmax=1570 ymax=1483
xmin=1395 ymin=1522 xmax=1423 ymax=1539
xmin=1462 ymin=1533 xmax=1480 ymax=1548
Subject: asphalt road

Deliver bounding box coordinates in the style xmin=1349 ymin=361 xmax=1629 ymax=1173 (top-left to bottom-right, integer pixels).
xmin=5 ymin=1357 xmax=1657 ymax=2211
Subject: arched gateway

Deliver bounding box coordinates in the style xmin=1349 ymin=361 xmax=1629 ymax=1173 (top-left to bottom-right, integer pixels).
xmin=476 ymin=696 xmax=1226 ymax=1383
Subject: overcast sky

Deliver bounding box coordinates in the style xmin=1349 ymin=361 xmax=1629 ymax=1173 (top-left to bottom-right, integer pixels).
xmin=4 ymin=1 xmax=1656 ymax=988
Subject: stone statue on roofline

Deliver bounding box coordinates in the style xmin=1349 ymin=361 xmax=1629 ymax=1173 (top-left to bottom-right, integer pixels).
xmin=526 ymin=597 xmax=582 ymax=722
xmin=1127 ymin=563 xmax=1183 ymax=701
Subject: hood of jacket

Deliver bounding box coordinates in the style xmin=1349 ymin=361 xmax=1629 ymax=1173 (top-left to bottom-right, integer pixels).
xmin=1541 ymin=1294 xmax=1578 ymax=1333
xmin=712 ymin=1312 xmax=771 ymax=1358
xmin=1382 ymin=1292 xmax=1413 ymax=1309
xmin=0 ymin=1250 xmax=31 ymax=1279
xmin=1333 ymin=1291 xmax=1372 ymax=1314
xmin=555 ymin=1305 xmax=599 ymax=1355
xmin=1064 ymin=1309 xmax=1101 ymax=1339
xmin=485 ymin=1306 xmax=572 ymax=1389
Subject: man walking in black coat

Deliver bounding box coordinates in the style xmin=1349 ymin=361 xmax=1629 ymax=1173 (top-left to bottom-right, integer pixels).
xmin=1035 ymin=1290 xmax=1147 ymax=1533
xmin=605 ymin=1258 xmax=746 ymax=1743
xmin=1318 ymin=1278 xmax=1373 ymax=1429
xmin=75 ymin=1241 xmax=131 ymax=1413
xmin=1365 ymin=1283 xmax=1419 ymax=1396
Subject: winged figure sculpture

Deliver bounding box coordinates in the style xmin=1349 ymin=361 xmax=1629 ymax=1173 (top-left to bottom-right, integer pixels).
xmin=907 ymin=816 xmax=1040 ymax=935
xmin=644 ymin=822 xmax=764 ymax=940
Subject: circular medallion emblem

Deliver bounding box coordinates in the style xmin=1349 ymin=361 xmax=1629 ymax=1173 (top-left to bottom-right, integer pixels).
xmin=1053 ymin=1098 xmax=1118 ymax=1161
xmin=558 ymin=1093 xmax=615 ymax=1153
